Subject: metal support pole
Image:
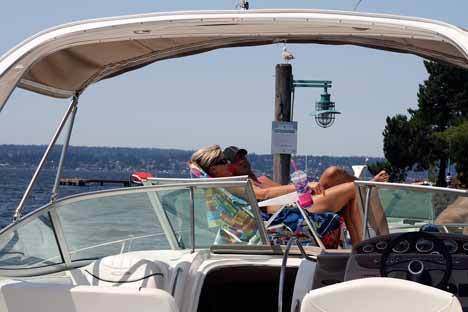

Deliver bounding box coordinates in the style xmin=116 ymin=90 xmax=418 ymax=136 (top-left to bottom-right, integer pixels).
xmin=13 ymin=96 xmax=79 ymax=221
xmin=362 ymin=186 xmax=373 ymax=240
xmin=51 ymin=97 xmax=79 ymax=202
xmin=273 ymin=64 xmax=293 ymax=185
xmin=189 ymin=186 xmax=196 ymax=253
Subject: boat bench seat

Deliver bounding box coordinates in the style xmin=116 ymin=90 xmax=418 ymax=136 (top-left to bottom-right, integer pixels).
xmin=0 ymin=280 xmax=179 ymax=312
xmin=69 ymin=253 xmax=171 ymax=290
xmin=300 ymin=277 xmax=462 ymax=312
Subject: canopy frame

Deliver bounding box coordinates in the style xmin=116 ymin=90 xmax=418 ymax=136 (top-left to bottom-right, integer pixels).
xmin=1 ymin=9 xmax=468 ymax=112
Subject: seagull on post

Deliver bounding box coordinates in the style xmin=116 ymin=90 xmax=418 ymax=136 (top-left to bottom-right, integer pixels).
xmin=282 ymin=47 xmax=295 ymax=63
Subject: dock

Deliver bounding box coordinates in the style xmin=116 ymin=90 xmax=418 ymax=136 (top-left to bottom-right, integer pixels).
xmin=59 ymin=178 xmax=131 ymax=187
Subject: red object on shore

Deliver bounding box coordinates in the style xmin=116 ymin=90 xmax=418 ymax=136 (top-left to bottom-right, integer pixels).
xmin=130 ymin=171 xmax=154 ymax=184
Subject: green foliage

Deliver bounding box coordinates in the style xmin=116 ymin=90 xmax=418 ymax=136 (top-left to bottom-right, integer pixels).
xmin=436 ymin=120 xmax=468 ymax=187
xmin=383 ymin=115 xmax=414 ymax=172
xmin=383 ymin=61 xmax=468 ymax=186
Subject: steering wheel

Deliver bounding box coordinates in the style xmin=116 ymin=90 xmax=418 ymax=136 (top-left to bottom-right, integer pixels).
xmin=380 ymin=232 xmax=452 ymax=289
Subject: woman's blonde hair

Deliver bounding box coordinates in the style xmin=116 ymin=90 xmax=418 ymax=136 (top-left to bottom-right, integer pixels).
xmin=190 ymin=144 xmax=225 ymax=173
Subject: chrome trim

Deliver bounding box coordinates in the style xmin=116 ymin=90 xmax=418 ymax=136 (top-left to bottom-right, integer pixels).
xmin=375 ymin=240 xmax=388 ymax=251
xmin=392 ymin=240 xmax=410 ymax=254
xmin=0 ymin=179 xmax=276 ymax=276
xmin=189 ymin=186 xmax=195 ymax=253
xmin=355 ymin=181 xmax=468 ymax=195
xmin=245 ymin=181 xmax=269 ymax=245
xmin=362 ymin=244 xmax=375 ymax=253
xmin=362 ymin=186 xmax=373 ymax=240
xmin=408 ymin=260 xmax=424 ymax=275
xmin=147 ymin=176 xmax=249 ymax=184
xmin=51 ymin=96 xmax=79 ymax=202
xmin=68 ymin=233 xmax=167 ymax=256
xmin=48 ymin=209 xmax=72 ymax=265
xmin=2 ymin=181 xmax=251 ymax=236
xmin=296 ymin=206 xmax=325 ymax=250
xmin=145 ymin=187 xmax=181 ymax=250
xmin=415 ymin=239 xmax=434 ymax=253
xmin=13 ymin=97 xmax=79 ymax=220
xmin=0 ymin=260 xmax=91 ymax=278
xmin=442 ymin=223 xmax=468 ymax=228
xmin=462 ymin=242 xmax=468 ymax=252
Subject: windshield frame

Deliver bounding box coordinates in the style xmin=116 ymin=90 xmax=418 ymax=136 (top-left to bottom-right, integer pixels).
xmin=355 ymin=180 xmax=468 ymax=240
xmin=0 ymin=179 xmax=269 ymax=277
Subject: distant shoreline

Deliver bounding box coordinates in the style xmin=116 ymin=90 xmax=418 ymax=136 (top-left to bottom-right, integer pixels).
xmin=0 ymin=144 xmax=386 ymax=179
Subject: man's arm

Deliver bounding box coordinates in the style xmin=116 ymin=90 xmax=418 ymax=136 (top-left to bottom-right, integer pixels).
xmin=252 ymin=183 xmax=296 ymax=201
xmin=253 ymin=180 xmax=322 ymax=200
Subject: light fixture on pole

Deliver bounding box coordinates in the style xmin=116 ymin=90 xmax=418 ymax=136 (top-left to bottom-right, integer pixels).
xmin=292 ymin=80 xmax=341 ymax=128
xmin=313 ymin=88 xmax=341 ymax=128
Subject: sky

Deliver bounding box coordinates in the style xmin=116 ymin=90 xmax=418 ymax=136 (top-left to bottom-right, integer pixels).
xmin=0 ymin=1 xmax=467 ymax=157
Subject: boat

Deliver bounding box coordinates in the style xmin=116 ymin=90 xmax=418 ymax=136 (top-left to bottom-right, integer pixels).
xmin=0 ymin=8 xmax=468 ymax=312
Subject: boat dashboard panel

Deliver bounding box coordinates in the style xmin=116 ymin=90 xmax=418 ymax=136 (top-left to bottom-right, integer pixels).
xmin=354 ymin=233 xmax=468 ymax=270
xmin=346 ymin=232 xmax=468 ymax=309
xmin=356 ymin=233 xmax=468 ymax=256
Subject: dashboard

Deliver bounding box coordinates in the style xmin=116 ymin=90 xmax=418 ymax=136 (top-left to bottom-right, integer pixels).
xmin=346 ymin=232 xmax=468 ymax=305
xmin=353 ymin=233 xmax=468 ymax=270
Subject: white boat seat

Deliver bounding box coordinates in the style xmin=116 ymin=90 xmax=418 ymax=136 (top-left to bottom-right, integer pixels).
xmin=69 ymin=253 xmax=170 ymax=290
xmin=0 ymin=280 xmax=178 ymax=312
xmin=300 ymin=277 xmax=462 ymax=312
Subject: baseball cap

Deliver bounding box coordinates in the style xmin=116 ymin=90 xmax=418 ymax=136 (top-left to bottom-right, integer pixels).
xmin=223 ymin=146 xmax=248 ymax=163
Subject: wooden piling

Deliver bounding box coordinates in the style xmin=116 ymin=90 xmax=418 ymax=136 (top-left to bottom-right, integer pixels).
xmin=273 ymin=64 xmax=293 ymax=185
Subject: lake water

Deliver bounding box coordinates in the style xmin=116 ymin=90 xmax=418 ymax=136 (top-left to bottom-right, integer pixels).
xmin=0 ymin=168 xmax=131 ymax=229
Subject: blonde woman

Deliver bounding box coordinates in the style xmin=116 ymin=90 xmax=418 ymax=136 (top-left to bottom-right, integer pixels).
xmin=190 ymin=145 xmax=370 ymax=245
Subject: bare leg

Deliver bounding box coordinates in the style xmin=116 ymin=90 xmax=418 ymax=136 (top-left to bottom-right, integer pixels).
xmin=319 ymin=166 xmax=356 ymax=190
xmin=340 ymin=195 xmax=363 ymax=245
xmin=306 ymin=182 xmax=363 ymax=245
xmin=309 ymin=182 xmax=356 ymax=214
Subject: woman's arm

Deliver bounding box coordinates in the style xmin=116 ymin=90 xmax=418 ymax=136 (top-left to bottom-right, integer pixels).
xmin=252 ymin=183 xmax=296 ymax=201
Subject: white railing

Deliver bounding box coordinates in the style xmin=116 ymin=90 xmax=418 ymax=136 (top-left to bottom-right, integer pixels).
xmin=355 ymin=181 xmax=468 ymax=240
xmin=0 ymin=178 xmax=268 ymax=277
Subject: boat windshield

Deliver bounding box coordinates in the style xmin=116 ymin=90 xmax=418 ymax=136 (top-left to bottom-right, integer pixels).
xmin=356 ymin=181 xmax=468 ymax=238
xmin=0 ymin=179 xmax=266 ymax=276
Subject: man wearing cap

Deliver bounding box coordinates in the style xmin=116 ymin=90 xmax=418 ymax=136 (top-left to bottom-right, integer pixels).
xmin=223 ymin=145 xmax=390 ymax=236
xmin=222 ymin=145 xmax=371 ymax=195
xmin=190 ymin=145 xmax=371 ymax=244
xmin=222 ymin=146 xmax=260 ymax=182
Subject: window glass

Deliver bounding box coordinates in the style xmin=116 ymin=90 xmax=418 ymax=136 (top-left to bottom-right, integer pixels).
xmin=0 ymin=212 xmax=62 ymax=269
xmin=58 ymin=192 xmax=170 ymax=261
xmin=364 ymin=186 xmax=468 ymax=236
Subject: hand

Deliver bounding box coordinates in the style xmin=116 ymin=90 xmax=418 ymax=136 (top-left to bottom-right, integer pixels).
xmin=372 ymin=170 xmax=390 ymax=182
xmin=308 ymin=181 xmax=324 ymax=195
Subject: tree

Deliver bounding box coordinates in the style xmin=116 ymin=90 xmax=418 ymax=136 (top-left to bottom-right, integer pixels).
xmin=436 ymin=119 xmax=468 ymax=187
xmin=382 ymin=115 xmax=414 ymax=181
xmin=383 ymin=61 xmax=468 ymax=186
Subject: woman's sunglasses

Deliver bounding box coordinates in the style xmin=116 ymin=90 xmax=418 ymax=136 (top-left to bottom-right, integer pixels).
xmin=211 ymin=158 xmax=228 ymax=167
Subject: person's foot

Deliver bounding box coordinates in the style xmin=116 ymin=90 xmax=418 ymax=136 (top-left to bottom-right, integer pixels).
xmin=372 ymin=170 xmax=389 ymax=182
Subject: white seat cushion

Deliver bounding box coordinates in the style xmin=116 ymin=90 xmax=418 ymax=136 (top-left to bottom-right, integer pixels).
xmin=0 ymin=280 xmax=178 ymax=312
xmin=70 ymin=253 xmax=170 ymax=289
xmin=301 ymin=277 xmax=462 ymax=312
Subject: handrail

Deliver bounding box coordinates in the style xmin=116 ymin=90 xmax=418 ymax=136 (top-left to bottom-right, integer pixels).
xmin=355 ymin=180 xmax=468 ymax=240
xmin=147 ymin=176 xmax=249 ymax=183
xmin=13 ymin=95 xmax=79 ymax=221
xmin=0 ymin=179 xmax=268 ymax=277
xmin=4 ymin=232 xmax=170 ymax=268
xmin=0 ymin=180 xmax=253 ymax=236
xmin=355 ymin=181 xmax=468 ymax=195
